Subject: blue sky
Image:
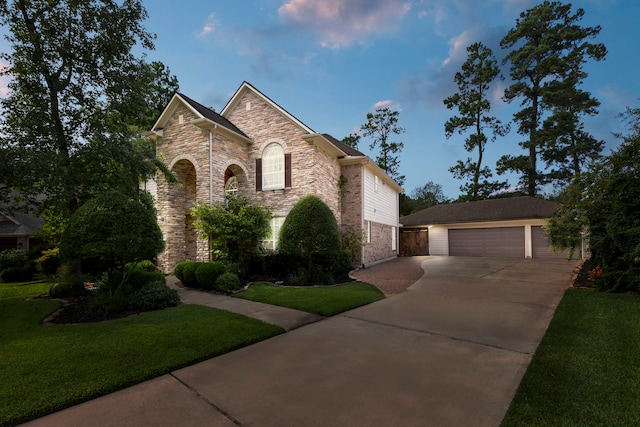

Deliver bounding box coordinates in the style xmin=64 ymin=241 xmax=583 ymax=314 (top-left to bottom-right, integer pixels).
xmin=8 ymin=0 xmax=640 ymax=199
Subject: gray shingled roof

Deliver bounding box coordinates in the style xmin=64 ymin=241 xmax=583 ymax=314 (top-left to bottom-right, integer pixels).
xmin=401 ymin=196 xmax=559 ymax=226
xmin=178 ymin=93 xmax=249 ymax=139
xmin=0 ymin=204 xmax=43 ymax=236
xmin=322 ymin=133 xmax=366 ymax=157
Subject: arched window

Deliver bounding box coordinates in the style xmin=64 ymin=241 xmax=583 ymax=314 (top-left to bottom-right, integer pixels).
xmin=225 ymin=176 xmax=238 ymax=198
xmin=261 ymin=143 xmax=285 ymax=190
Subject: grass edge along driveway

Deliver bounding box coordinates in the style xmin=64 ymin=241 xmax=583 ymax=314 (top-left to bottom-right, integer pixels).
xmin=501 ymin=289 xmax=640 ymax=427
xmin=0 ymin=282 xmax=284 ymax=427
xmin=233 ymin=281 xmax=386 ymax=316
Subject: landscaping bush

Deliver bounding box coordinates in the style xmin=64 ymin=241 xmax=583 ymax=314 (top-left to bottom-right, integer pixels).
xmin=278 ymin=195 xmax=342 ymax=256
xmin=225 ymin=262 xmax=241 ymax=275
xmin=174 ymin=261 xmax=187 ymax=283
xmin=125 ymin=268 xmax=165 ymax=292
xmin=216 ymin=272 xmax=240 ymax=293
xmin=0 ymin=266 xmax=32 ymax=283
xmin=181 ymin=261 xmax=201 ymax=288
xmin=0 ymin=249 xmax=29 ymax=271
xmin=133 ymin=260 xmax=158 ymax=272
xmin=195 ymin=261 xmax=226 ymax=290
xmin=59 ymin=190 xmax=164 ymax=296
xmin=49 ymin=281 xmax=75 ymax=298
xmin=127 ymin=281 xmax=180 ymax=311
xmin=35 ymin=248 xmax=61 ymax=276
xmin=312 ymin=250 xmax=353 ymax=276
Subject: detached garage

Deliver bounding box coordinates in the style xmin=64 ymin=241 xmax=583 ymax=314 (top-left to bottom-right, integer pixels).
xmin=400 ymin=196 xmax=571 ymax=259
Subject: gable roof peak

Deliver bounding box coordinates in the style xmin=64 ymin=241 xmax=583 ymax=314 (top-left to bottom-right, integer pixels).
xmin=221 ymin=82 xmax=314 ymax=134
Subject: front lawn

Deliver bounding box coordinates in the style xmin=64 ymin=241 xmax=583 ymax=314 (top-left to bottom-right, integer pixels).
xmin=501 ymin=289 xmax=640 ymax=426
xmin=0 ymin=283 xmax=283 ymax=426
xmin=234 ymin=282 xmax=385 ymax=316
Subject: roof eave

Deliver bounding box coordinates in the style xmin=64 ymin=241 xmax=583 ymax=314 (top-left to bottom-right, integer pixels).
xmin=189 ymin=118 xmax=253 ymax=146
xmin=302 ymin=133 xmax=346 ymax=157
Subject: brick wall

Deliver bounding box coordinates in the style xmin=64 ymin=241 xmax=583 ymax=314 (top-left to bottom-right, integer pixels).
xmin=226 ymin=91 xmax=342 ymax=220
xmin=363 ymin=221 xmax=397 ymax=266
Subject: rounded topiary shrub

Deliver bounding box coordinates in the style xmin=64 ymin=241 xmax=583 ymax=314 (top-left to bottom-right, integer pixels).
xmin=126 ymin=268 xmax=165 ymax=291
xmin=174 ymin=261 xmax=187 ymax=283
xmin=127 ymin=281 xmax=180 ymax=311
xmin=0 ymin=266 xmax=32 ymax=283
xmin=195 ymin=261 xmax=226 ymax=290
xmin=135 ymin=260 xmax=158 ymax=272
xmin=181 ymin=261 xmax=201 ymax=288
xmin=216 ymin=272 xmax=240 ymax=293
xmin=278 ymin=195 xmax=342 ymax=256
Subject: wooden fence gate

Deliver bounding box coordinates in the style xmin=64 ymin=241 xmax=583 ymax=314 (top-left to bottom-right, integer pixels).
xmin=399 ymin=228 xmax=429 ymax=256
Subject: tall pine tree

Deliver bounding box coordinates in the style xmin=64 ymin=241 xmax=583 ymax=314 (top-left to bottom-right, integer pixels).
xmin=444 ymin=42 xmax=509 ymax=200
xmin=499 ymin=1 xmax=606 ymax=195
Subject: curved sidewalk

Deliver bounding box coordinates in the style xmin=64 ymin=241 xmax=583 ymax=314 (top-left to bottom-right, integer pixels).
xmin=167 ymin=276 xmax=324 ymax=331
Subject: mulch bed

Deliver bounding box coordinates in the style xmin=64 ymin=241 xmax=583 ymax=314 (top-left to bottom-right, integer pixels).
xmin=44 ymin=295 xmax=143 ymax=325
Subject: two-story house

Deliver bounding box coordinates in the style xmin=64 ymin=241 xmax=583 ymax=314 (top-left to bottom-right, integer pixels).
xmin=145 ymin=82 xmax=402 ymax=273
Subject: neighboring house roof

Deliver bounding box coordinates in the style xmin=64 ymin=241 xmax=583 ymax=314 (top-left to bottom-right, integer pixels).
xmin=221 ymin=81 xmax=315 ymax=134
xmin=401 ymin=196 xmax=558 ymax=227
xmin=0 ymin=204 xmax=43 ymax=236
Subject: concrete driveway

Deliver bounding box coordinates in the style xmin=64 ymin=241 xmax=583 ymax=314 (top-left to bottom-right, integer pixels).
xmin=23 ymin=256 xmax=579 ymax=427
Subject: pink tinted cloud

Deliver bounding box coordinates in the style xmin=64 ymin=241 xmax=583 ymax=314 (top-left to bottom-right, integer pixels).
xmin=279 ymin=0 xmax=411 ymax=48
xmin=197 ymin=13 xmax=219 ymax=38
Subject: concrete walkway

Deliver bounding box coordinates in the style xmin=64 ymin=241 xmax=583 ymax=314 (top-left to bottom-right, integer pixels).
xmin=167 ymin=276 xmax=324 ymax=331
xmin=22 ymin=257 xmax=580 ymax=427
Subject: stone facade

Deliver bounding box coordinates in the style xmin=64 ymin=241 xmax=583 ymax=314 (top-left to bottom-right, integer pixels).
xmin=149 ymin=83 xmax=399 ymax=273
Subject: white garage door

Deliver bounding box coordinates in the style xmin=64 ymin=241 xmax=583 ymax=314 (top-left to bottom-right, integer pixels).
xmin=449 ymin=227 xmax=525 ymax=257
xmin=531 ymin=226 xmax=568 ymax=259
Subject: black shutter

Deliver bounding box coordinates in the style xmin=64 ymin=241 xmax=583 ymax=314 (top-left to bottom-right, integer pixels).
xmin=255 ymin=158 xmax=262 ymax=191
xmin=284 ymin=153 xmax=292 ymax=188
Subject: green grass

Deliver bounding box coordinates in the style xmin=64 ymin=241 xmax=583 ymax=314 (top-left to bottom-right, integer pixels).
xmin=0 ymin=283 xmax=283 ymax=426
xmin=234 ymin=282 xmax=385 ymax=316
xmin=0 ymin=281 xmax=50 ymax=299
xmin=501 ymin=289 xmax=640 ymax=427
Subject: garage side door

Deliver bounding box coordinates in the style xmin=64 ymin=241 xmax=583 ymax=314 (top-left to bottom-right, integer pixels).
xmin=531 ymin=226 xmax=568 ymax=258
xmin=449 ymin=227 xmax=525 ymax=257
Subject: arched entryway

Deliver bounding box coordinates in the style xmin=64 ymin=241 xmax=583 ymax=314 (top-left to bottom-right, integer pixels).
xmin=224 ymin=164 xmax=248 ymax=200
xmin=169 ymin=159 xmax=198 ymax=263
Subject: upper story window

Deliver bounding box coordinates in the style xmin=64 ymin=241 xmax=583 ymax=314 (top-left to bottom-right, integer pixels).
xmin=256 ymin=143 xmax=291 ymax=192
xmin=262 ymin=143 xmax=285 ymax=190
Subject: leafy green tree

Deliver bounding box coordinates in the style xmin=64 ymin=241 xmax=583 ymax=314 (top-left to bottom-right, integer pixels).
xmin=499 ymin=1 xmax=606 ymax=196
xmin=59 ymin=191 xmax=164 ymax=295
xmin=444 ymin=42 xmax=509 ymax=200
xmin=191 ymin=197 xmax=272 ymax=273
xmin=278 ymin=195 xmax=342 ymax=256
xmin=547 ymin=107 xmax=640 ymax=291
xmin=410 ymin=181 xmax=449 ymax=212
xmin=0 ymin=0 xmax=173 ymax=219
xmin=360 ymin=107 xmax=406 ymax=186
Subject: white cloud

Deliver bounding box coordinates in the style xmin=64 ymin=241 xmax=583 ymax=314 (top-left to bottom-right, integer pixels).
xmin=373 ymin=99 xmax=402 ymax=112
xmin=278 ymin=0 xmax=411 ymax=49
xmin=197 ymin=13 xmax=219 ymax=38
xmin=442 ymin=30 xmax=476 ymax=67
